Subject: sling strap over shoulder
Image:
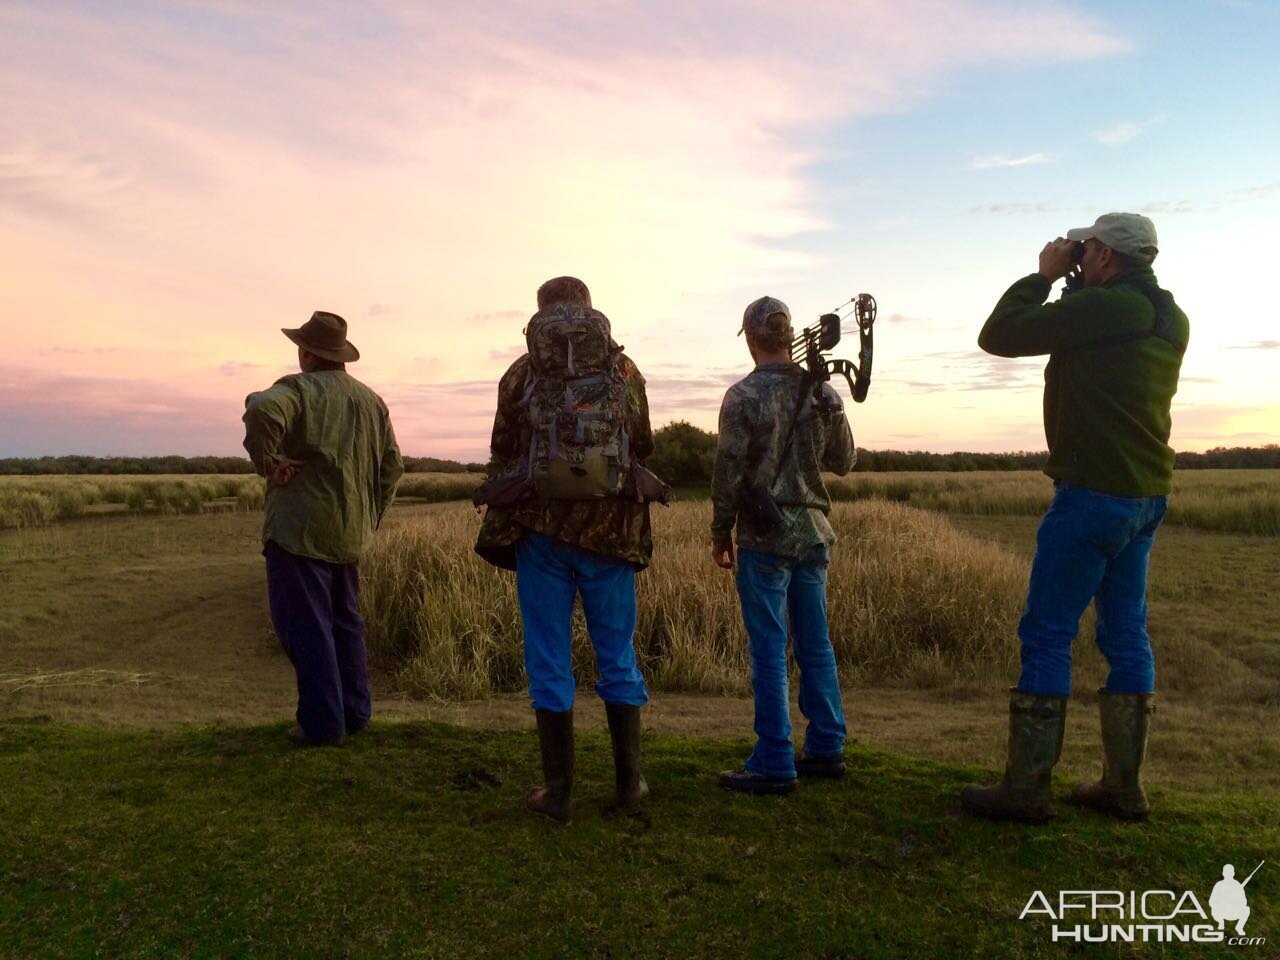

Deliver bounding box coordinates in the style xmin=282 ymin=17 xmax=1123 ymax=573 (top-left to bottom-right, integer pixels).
xmin=1066 ymin=282 xmax=1187 ymax=355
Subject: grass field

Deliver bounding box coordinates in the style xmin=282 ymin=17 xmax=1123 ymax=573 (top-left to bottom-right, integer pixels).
xmin=3 ymin=496 xmax=1277 ymax=792
xmin=7 ymin=469 xmax=1276 ymax=535
xmin=0 ymin=472 xmax=484 ymax=529
xmin=0 ymin=473 xmax=264 ymax=527
xmin=2 ymin=719 xmax=1277 ymax=958
xmin=363 ymin=500 xmax=1030 ymax=699
xmin=362 ymin=497 xmax=1280 ymax=709
xmin=824 ymin=469 xmax=1280 ymax=536
xmin=2 ymin=477 xmax=1277 ymax=956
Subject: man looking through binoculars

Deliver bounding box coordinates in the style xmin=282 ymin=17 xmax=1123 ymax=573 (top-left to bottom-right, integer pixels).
xmin=962 ymin=213 xmax=1190 ymax=823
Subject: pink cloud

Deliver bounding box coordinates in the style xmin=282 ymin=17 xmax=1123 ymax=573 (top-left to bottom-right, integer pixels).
xmin=0 ymin=366 xmax=244 ymax=456
xmin=0 ymin=364 xmax=509 ymax=461
xmin=1 ymin=1 xmax=1135 ymax=457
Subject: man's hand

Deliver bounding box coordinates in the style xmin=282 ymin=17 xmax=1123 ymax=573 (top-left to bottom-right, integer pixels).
xmin=1038 ymin=238 xmax=1079 ymax=283
xmin=1063 ymin=262 xmax=1085 ymax=293
xmin=268 ymin=459 xmax=304 ymax=487
xmin=712 ymin=542 xmax=735 ymax=569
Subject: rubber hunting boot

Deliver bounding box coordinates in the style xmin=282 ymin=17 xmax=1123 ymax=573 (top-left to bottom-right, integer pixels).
xmin=604 ymin=702 xmax=650 ymax=811
xmin=1069 ymin=690 xmax=1154 ymax=821
xmin=528 ymin=708 xmax=574 ymax=824
xmin=961 ymin=690 xmax=1067 ymax=823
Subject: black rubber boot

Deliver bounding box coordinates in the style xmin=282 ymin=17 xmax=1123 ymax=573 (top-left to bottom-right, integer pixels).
xmin=961 ymin=690 xmax=1067 ymax=823
xmin=796 ymin=750 xmax=846 ymax=779
xmin=527 ymin=708 xmax=574 ymax=824
xmin=604 ymin=702 xmax=650 ymax=811
xmin=287 ymin=724 xmax=344 ymax=747
xmin=1069 ymin=690 xmax=1154 ymax=821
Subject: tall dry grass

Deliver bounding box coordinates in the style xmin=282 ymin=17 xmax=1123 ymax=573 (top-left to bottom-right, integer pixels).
xmin=361 ymin=501 xmax=1027 ymax=700
xmin=395 ymin=473 xmax=484 ymax=502
xmin=5 ymin=469 xmax=1273 ymax=534
xmin=0 ymin=475 xmax=261 ymax=528
xmin=0 ymin=472 xmax=483 ymax=529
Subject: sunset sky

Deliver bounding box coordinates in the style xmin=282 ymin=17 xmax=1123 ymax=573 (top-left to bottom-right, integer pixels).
xmin=3 ymin=1 xmax=1277 ymax=461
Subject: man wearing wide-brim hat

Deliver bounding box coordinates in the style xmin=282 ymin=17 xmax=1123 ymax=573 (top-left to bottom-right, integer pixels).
xmin=962 ymin=213 xmax=1190 ymax=823
xmin=243 ymin=311 xmax=404 ymax=745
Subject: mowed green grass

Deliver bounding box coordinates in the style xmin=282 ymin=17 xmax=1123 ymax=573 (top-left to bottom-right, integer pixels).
xmin=2 ymin=718 xmax=1276 ymax=959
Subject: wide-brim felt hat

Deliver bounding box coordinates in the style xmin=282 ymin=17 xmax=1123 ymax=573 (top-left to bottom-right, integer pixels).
xmin=282 ymin=311 xmax=360 ymax=363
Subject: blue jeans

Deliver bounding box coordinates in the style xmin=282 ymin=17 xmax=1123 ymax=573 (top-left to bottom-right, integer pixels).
xmin=1017 ymin=483 xmax=1169 ymax=697
xmin=264 ymin=541 xmax=371 ymax=740
xmin=515 ymin=533 xmax=649 ymax=713
xmin=735 ymin=545 xmax=846 ymax=779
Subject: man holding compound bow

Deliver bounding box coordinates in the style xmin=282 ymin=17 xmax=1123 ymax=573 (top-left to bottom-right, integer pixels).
xmin=711 ymin=296 xmax=858 ymax=794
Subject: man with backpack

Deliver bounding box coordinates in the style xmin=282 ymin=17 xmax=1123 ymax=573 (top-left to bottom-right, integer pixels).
xmin=711 ymin=296 xmax=857 ymax=794
xmin=961 ymin=213 xmax=1189 ymax=823
xmin=474 ymin=276 xmax=658 ymax=824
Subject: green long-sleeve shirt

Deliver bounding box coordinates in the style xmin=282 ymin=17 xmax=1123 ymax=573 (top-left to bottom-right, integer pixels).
xmin=978 ymin=267 xmax=1189 ymax=496
xmin=243 ymin=371 xmax=403 ymax=563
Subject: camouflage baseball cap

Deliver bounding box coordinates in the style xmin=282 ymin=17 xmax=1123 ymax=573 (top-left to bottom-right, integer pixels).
xmin=1066 ymin=213 xmax=1159 ymax=262
xmin=738 ymin=296 xmax=791 ymax=337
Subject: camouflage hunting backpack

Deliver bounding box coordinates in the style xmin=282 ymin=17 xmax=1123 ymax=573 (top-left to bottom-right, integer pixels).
xmin=521 ymin=303 xmax=631 ymax=500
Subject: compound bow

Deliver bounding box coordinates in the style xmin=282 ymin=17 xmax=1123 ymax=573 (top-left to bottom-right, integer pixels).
xmin=789 ymin=293 xmax=877 ymax=407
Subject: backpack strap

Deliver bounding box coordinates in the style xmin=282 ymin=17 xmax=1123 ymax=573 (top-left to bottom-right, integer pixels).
xmin=520 ymin=365 xmax=538 ymax=481
xmin=610 ymin=352 xmax=632 ymax=469
xmin=1141 ymin=284 xmax=1188 ymax=354
xmin=1066 ymin=283 xmax=1186 ymax=355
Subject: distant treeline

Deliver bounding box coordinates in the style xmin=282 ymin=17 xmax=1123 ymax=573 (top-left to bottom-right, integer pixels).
xmin=1175 ymin=447 xmax=1280 ymax=469
xmin=2 ymin=438 xmax=1274 ymax=479
xmin=642 ymin=422 xmax=1053 ymax=486
xmin=0 ymin=455 xmax=486 ymax=475
xmin=0 ymin=456 xmax=258 ymax=476
xmin=642 ymin=422 xmax=1279 ymax=486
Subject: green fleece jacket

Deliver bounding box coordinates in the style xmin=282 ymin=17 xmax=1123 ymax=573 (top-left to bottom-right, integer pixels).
xmin=978 ymin=266 xmax=1189 ymax=497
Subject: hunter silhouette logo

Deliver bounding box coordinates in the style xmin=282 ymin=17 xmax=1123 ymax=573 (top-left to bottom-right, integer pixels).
xmin=1211 ymin=862 xmax=1264 ymax=936
xmin=1019 ymin=860 xmax=1267 ymax=946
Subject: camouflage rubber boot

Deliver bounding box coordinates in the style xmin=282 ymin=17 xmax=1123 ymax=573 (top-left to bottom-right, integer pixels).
xmin=527 ymin=708 xmax=574 ymax=824
xmin=604 ymin=702 xmax=650 ymax=812
xmin=1069 ymin=690 xmax=1154 ymax=821
xmin=961 ymin=690 xmax=1067 ymax=823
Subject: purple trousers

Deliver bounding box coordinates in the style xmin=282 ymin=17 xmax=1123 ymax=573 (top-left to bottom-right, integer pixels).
xmin=264 ymin=541 xmax=371 ymax=740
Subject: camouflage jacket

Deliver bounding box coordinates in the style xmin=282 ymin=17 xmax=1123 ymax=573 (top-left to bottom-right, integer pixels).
xmin=711 ymin=362 xmax=856 ymax=559
xmin=474 ymin=353 xmax=654 ymax=570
